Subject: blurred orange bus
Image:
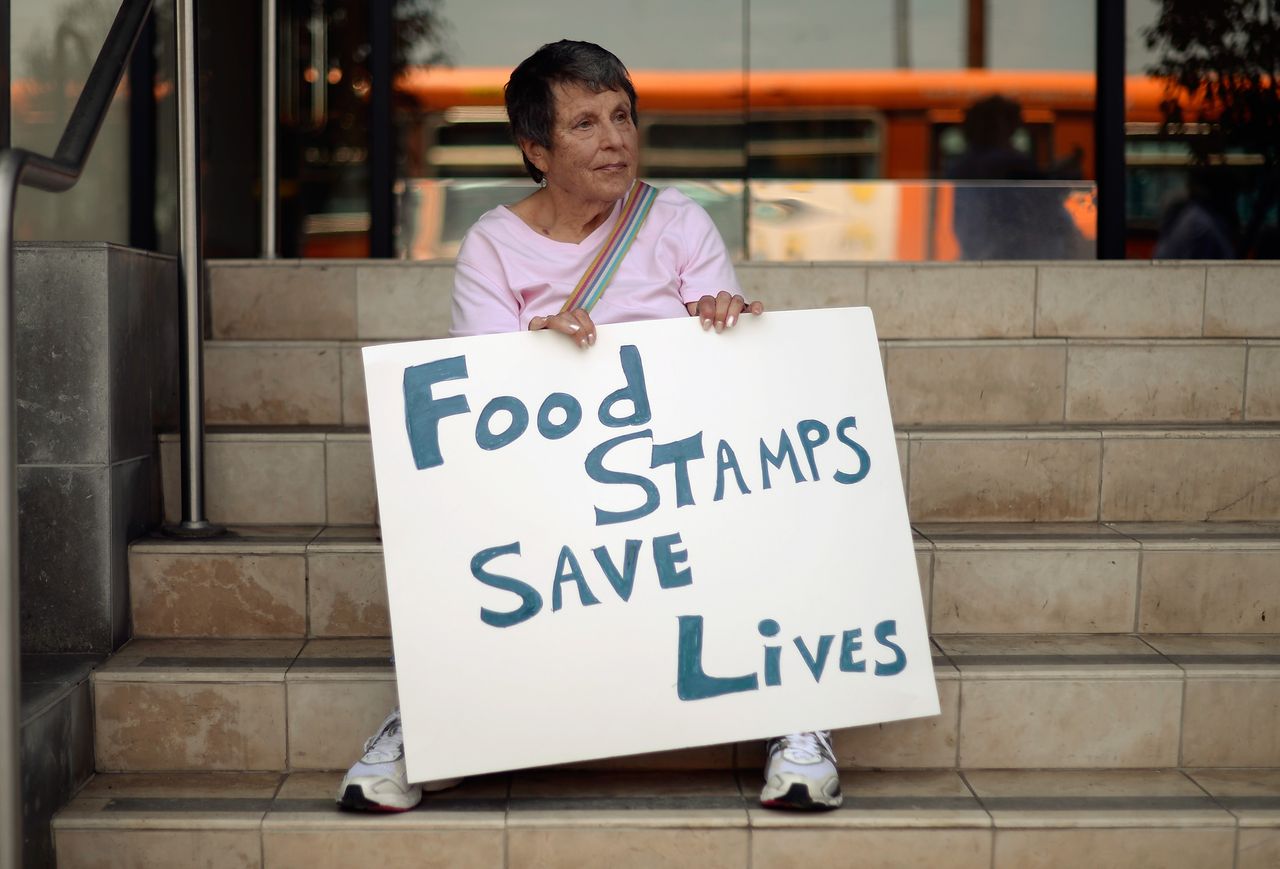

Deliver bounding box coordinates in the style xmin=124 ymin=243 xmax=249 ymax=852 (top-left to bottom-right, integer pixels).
xmin=392 ymin=68 xmax=1250 ymax=259
xmin=396 ymin=68 xmax=1206 ymax=182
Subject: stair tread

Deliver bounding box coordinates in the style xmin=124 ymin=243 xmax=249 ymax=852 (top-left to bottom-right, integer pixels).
xmin=93 ymin=637 xmax=393 ymax=682
xmin=125 ymin=523 xmax=1280 ymax=644
xmin=91 ymin=634 xmax=1280 ymax=683
xmin=130 ymin=525 xmax=370 ymax=554
xmin=55 ymin=768 xmax=1280 ymax=832
xmin=88 ymin=633 xmax=1280 ymax=780
xmin=166 ymin=423 xmax=1280 ymax=438
xmin=129 ymin=521 xmax=1280 ymax=554
xmin=202 ymin=336 xmax=1279 ymax=345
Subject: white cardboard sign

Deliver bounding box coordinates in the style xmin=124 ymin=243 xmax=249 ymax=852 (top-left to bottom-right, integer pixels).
xmin=363 ymin=307 xmax=938 ymax=782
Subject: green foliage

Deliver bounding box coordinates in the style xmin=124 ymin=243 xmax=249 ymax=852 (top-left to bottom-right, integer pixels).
xmin=1144 ymin=0 xmax=1280 ymax=168
xmin=393 ymin=0 xmax=452 ymax=69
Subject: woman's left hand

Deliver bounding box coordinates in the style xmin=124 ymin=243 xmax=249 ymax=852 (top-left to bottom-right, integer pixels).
xmin=686 ymin=291 xmax=764 ymax=332
xmin=529 ymin=309 xmax=597 ymax=347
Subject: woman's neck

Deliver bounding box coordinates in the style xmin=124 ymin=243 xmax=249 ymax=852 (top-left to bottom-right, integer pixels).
xmin=512 ymin=186 xmax=618 ymax=243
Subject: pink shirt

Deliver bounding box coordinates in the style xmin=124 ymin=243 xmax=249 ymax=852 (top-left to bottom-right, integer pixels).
xmin=450 ymin=187 xmax=741 ymax=337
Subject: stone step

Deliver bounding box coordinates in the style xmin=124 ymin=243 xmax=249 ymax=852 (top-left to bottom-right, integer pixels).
xmin=22 ymin=654 xmax=102 ymax=867
xmin=128 ymin=524 xmax=1280 ymax=640
xmin=89 ymin=635 xmax=1280 ymax=774
xmin=159 ymin=426 xmax=1280 ymax=526
xmin=203 ymin=337 xmax=1280 ymax=428
xmin=53 ymin=767 xmax=1279 ymax=869
xmin=207 ymin=259 xmax=1280 ymax=342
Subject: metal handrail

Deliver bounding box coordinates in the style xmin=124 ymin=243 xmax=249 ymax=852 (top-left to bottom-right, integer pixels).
xmin=262 ymin=0 xmax=278 ymax=257
xmin=0 ymin=1 xmax=156 ymax=865
xmin=170 ymin=0 xmax=220 ymax=539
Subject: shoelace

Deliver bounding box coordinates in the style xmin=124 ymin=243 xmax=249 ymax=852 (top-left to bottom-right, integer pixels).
xmin=362 ymin=715 xmax=404 ymax=762
xmin=774 ymin=730 xmax=834 ymax=761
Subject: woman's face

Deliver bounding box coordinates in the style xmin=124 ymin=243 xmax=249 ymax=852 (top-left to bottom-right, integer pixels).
xmin=526 ymin=82 xmax=639 ymax=207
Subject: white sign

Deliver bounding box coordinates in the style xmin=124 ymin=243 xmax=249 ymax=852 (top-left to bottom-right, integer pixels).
xmin=364 ymin=307 xmax=938 ymax=783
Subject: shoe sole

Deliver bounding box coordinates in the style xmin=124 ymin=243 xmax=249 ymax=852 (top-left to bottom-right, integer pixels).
xmin=760 ymin=782 xmax=843 ymax=811
xmin=336 ymin=783 xmax=419 ymax=813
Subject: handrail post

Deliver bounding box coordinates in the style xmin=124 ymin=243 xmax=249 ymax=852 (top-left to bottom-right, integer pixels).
xmin=170 ymin=0 xmax=222 ymax=537
xmin=1095 ymin=0 xmax=1126 ymax=259
xmin=369 ymin=0 xmax=393 ymax=258
xmin=1 ymin=0 xmax=11 ymax=150
xmin=0 ymin=151 xmax=26 ymax=869
xmin=261 ymin=0 xmax=278 ymax=257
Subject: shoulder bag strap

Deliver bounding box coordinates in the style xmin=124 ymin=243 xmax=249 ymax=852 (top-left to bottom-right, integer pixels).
xmin=560 ymin=181 xmax=660 ymax=314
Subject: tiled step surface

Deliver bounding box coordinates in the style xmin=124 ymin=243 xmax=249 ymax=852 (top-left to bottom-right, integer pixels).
xmin=160 ymin=431 xmax=376 ymax=525
xmin=129 ymin=524 xmax=1280 ymax=640
xmin=130 ymin=527 xmax=385 ymax=639
xmin=53 ymin=767 xmax=1280 ymax=868
xmin=89 ymin=634 xmax=1280 ymax=774
xmin=203 ymin=337 xmax=1280 ymax=428
xmin=207 ymin=259 xmax=1280 ymax=342
xmin=160 ymin=426 xmax=1280 ymax=525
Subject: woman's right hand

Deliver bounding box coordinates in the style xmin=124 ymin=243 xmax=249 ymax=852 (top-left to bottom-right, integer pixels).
xmin=687 ymin=291 xmax=763 ymax=332
xmin=529 ymin=309 xmax=597 ymax=348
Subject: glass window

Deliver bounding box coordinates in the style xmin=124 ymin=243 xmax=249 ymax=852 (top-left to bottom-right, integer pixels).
xmin=391 ymin=0 xmax=746 ymax=260
xmin=241 ymin=0 xmax=1104 ymax=261
xmin=740 ymin=0 xmax=1092 ymax=260
xmin=987 ymin=0 xmax=1095 ymax=70
xmin=908 ymin=0 xmax=965 ymax=70
xmin=749 ymin=0 xmax=963 ymax=71
xmin=1127 ymin=0 xmax=1279 ymax=259
xmin=9 ymin=0 xmax=131 ymax=244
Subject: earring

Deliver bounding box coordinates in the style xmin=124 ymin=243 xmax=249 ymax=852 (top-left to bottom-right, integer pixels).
xmin=539 ymin=177 xmax=547 ymax=188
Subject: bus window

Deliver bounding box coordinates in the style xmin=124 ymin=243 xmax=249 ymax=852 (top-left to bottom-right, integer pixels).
xmin=643 ymin=117 xmax=745 ymax=178
xmin=747 ymin=113 xmax=881 ymax=180
xmin=1124 ymin=121 xmax=1266 ymax=237
xmin=422 ymin=107 xmax=524 ymax=178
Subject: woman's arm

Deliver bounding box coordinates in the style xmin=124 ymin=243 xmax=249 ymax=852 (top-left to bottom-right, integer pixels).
xmin=672 ymin=192 xmax=763 ymax=330
xmin=450 ymin=246 xmax=521 ymax=337
xmin=452 ymin=218 xmax=597 ymax=347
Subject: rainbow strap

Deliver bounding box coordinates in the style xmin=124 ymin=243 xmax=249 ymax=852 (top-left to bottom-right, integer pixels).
xmin=560 ymin=181 xmax=659 ymax=314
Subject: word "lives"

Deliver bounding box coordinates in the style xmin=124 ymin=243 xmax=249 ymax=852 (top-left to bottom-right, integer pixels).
xmin=677 ymin=616 xmax=907 ymax=700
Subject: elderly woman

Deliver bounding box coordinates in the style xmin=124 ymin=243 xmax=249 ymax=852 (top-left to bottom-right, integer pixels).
xmin=337 ymin=39 xmax=841 ymax=814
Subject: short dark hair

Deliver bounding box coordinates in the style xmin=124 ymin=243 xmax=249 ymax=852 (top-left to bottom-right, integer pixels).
xmin=505 ymin=40 xmax=638 ymax=183
xmin=962 ymin=95 xmax=1023 ymax=151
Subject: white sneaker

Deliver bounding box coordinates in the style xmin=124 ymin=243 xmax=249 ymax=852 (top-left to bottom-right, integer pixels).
xmin=760 ymin=730 xmax=843 ymax=810
xmin=336 ymin=708 xmax=462 ymax=812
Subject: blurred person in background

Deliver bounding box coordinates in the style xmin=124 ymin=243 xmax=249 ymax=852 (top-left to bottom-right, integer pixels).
xmin=947 ymin=95 xmax=1084 ymax=260
xmin=1154 ymin=168 xmax=1239 ymax=259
